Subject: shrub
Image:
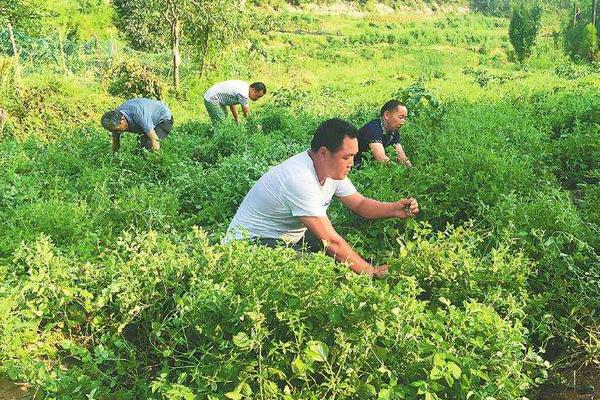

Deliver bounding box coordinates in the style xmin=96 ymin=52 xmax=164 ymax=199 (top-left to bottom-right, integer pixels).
xmin=105 ymin=59 xmax=164 ymax=100
xmin=509 ymin=1 xmax=542 ymax=62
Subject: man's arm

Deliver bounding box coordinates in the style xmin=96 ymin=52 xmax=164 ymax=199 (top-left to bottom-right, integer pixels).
xmin=230 ymin=105 xmax=240 ymax=123
xmin=368 ymin=142 xmax=390 ymax=162
xmin=300 ymin=215 xmax=388 ymax=277
xmin=241 ymin=105 xmax=250 ymax=118
xmin=339 ymin=192 xmax=419 ymax=220
xmin=112 ymin=132 xmax=121 ymax=153
xmin=393 ymin=143 xmax=412 ymax=167
xmin=145 ymin=129 xmax=160 ymax=151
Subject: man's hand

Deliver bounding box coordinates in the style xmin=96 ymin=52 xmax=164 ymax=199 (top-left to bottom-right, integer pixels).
xmin=397 ymin=154 xmax=412 ymax=167
xmin=230 ymin=105 xmax=240 ymax=124
xmin=395 ymin=197 xmax=419 ymax=219
xmin=368 ymin=264 xmax=389 ymax=278
xmin=146 ymin=129 xmax=160 ymax=151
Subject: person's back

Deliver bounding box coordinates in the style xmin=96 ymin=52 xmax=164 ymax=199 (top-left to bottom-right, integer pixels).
xmin=117 ymin=98 xmax=172 ymax=135
xmin=101 ymin=98 xmax=173 ymax=152
xmin=203 ymin=80 xmax=266 ymax=125
xmin=204 ymin=80 xmax=250 ymax=107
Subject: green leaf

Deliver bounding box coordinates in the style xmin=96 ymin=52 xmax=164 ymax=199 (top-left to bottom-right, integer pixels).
xmin=357 ymin=382 xmax=377 ymax=399
xmin=232 ymin=332 xmax=253 ymax=350
xmin=447 ymin=361 xmax=462 ymax=379
xmin=305 ymin=341 xmax=329 ymax=363
xmin=224 ymin=392 xmax=242 ymax=400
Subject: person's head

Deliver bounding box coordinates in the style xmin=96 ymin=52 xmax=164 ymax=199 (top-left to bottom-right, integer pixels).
xmin=380 ymin=100 xmax=408 ymax=132
xmin=249 ymin=82 xmax=267 ymax=101
xmin=101 ymin=110 xmax=128 ymax=132
xmin=310 ymin=118 xmax=358 ymax=180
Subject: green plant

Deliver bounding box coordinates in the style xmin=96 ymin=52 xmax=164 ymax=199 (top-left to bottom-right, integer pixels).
xmin=105 ymin=59 xmax=164 ymax=100
xmin=509 ymin=1 xmax=542 ymax=62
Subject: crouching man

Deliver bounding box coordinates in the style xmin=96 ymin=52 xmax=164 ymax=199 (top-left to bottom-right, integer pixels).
xmin=223 ymin=118 xmax=419 ymax=278
xmin=101 ymin=98 xmax=173 ymax=152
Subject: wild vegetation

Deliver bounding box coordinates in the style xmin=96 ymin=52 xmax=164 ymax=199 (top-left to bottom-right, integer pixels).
xmin=0 ymin=0 xmax=599 ymax=399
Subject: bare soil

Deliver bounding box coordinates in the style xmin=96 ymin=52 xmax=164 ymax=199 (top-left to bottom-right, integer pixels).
xmin=0 ymin=379 xmax=30 ymax=400
xmin=537 ymin=364 xmax=600 ymax=400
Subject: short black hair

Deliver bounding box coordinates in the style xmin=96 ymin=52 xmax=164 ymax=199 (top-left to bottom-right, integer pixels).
xmin=310 ymin=118 xmax=358 ymax=153
xmin=380 ymin=99 xmax=406 ymax=117
xmin=250 ymin=82 xmax=267 ymax=94
xmin=101 ymin=110 xmax=122 ymax=131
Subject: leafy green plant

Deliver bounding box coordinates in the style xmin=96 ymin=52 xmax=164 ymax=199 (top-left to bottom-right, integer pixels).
xmin=105 ymin=59 xmax=164 ymax=100
xmin=509 ymin=1 xmax=542 ymax=62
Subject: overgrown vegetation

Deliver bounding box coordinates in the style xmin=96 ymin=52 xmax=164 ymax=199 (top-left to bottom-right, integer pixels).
xmin=1 ymin=1 xmax=599 ymax=399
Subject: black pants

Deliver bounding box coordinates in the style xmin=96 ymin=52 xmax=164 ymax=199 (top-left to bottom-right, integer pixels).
xmin=139 ymin=117 xmax=174 ymax=149
xmin=256 ymin=230 xmax=324 ymax=253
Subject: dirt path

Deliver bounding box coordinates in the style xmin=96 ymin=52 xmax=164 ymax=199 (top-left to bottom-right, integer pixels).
xmin=0 ymin=379 xmax=30 ymax=400
xmin=537 ymin=365 xmax=600 ymax=400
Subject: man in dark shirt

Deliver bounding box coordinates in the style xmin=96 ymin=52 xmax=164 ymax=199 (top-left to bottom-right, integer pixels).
xmin=354 ymin=100 xmax=411 ymax=168
xmin=101 ymin=98 xmax=173 ymax=152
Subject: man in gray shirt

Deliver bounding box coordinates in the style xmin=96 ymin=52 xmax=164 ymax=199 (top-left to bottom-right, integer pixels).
xmin=204 ymin=80 xmax=266 ymax=125
xmin=101 ymin=98 xmax=173 ymax=152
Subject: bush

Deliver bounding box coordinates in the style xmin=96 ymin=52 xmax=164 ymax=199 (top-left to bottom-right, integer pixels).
xmin=470 ymin=0 xmax=511 ymax=16
xmin=0 ymin=230 xmax=547 ymax=399
xmin=509 ymin=2 xmax=542 ymax=62
xmin=105 ymin=59 xmax=164 ymax=100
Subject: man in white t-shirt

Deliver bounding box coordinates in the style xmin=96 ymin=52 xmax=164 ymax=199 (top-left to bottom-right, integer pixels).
xmin=203 ymin=80 xmax=266 ymax=125
xmin=224 ymin=118 xmax=420 ymax=278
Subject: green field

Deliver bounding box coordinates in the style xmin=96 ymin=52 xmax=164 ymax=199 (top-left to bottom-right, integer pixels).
xmin=1 ymin=1 xmax=599 ymax=399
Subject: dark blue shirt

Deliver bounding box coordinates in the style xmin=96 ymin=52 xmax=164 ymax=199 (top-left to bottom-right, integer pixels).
xmin=355 ymin=119 xmax=400 ymax=167
xmin=117 ymin=98 xmax=172 ymax=134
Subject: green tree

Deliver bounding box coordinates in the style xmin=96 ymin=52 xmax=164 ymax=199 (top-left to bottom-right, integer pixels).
xmin=581 ymin=22 xmax=598 ymax=60
xmin=470 ymin=0 xmax=511 ymax=16
xmin=112 ymin=0 xmax=246 ymax=91
xmin=0 ymin=0 xmax=46 ymax=83
xmin=563 ymin=1 xmax=600 ymax=61
xmin=509 ymin=1 xmax=543 ymax=62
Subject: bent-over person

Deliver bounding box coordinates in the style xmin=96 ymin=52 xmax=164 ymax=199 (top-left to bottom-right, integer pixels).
xmin=224 ymin=118 xmax=419 ymax=278
xmin=204 ymin=80 xmax=266 ymax=125
xmin=101 ymin=98 xmax=173 ymax=152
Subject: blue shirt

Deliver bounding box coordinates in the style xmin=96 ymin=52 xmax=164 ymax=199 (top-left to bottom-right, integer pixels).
xmin=117 ymin=98 xmax=172 ymax=134
xmin=355 ymin=118 xmax=400 ymax=167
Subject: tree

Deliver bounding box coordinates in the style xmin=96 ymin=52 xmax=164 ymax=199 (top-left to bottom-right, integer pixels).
xmin=581 ymin=22 xmax=598 ymax=60
xmin=563 ymin=1 xmax=600 ymax=61
xmin=0 ymin=0 xmax=46 ymax=84
xmin=509 ymin=1 xmax=543 ymax=62
xmin=470 ymin=0 xmax=511 ymax=16
xmin=112 ymin=0 xmax=246 ymax=92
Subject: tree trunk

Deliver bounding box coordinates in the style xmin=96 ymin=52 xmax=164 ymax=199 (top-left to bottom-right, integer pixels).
xmin=593 ymin=0 xmax=598 ymax=28
xmin=171 ymin=18 xmax=181 ymax=92
xmin=199 ymin=32 xmax=210 ymax=77
xmin=57 ymin=29 xmax=71 ymax=75
xmin=7 ymin=21 xmax=21 ymax=86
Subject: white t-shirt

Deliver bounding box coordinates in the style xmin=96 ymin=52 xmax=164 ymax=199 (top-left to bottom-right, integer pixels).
xmin=225 ymin=151 xmax=357 ymax=244
xmin=204 ymin=80 xmax=250 ymax=106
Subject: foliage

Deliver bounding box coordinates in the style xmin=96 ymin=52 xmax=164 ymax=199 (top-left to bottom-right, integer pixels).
xmin=469 ymin=0 xmax=511 ymax=17
xmin=105 ymin=59 xmax=165 ymax=100
xmin=0 ymin=0 xmax=46 ymax=33
xmin=563 ymin=2 xmax=600 ymax=62
xmin=1 ymin=6 xmax=600 ymax=399
xmin=0 ymin=230 xmax=547 ymax=398
xmin=509 ymin=1 xmax=542 ymax=62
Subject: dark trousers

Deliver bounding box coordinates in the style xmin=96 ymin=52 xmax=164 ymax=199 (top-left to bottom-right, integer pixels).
xmin=256 ymin=230 xmax=324 ymax=254
xmin=139 ymin=117 xmax=174 ymax=150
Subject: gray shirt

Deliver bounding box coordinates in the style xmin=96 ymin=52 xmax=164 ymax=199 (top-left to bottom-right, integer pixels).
xmin=117 ymin=98 xmax=172 ymax=134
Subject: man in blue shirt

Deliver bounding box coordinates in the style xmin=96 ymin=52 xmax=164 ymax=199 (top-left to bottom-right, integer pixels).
xmin=101 ymin=98 xmax=173 ymax=152
xmin=354 ymin=100 xmax=411 ymax=168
